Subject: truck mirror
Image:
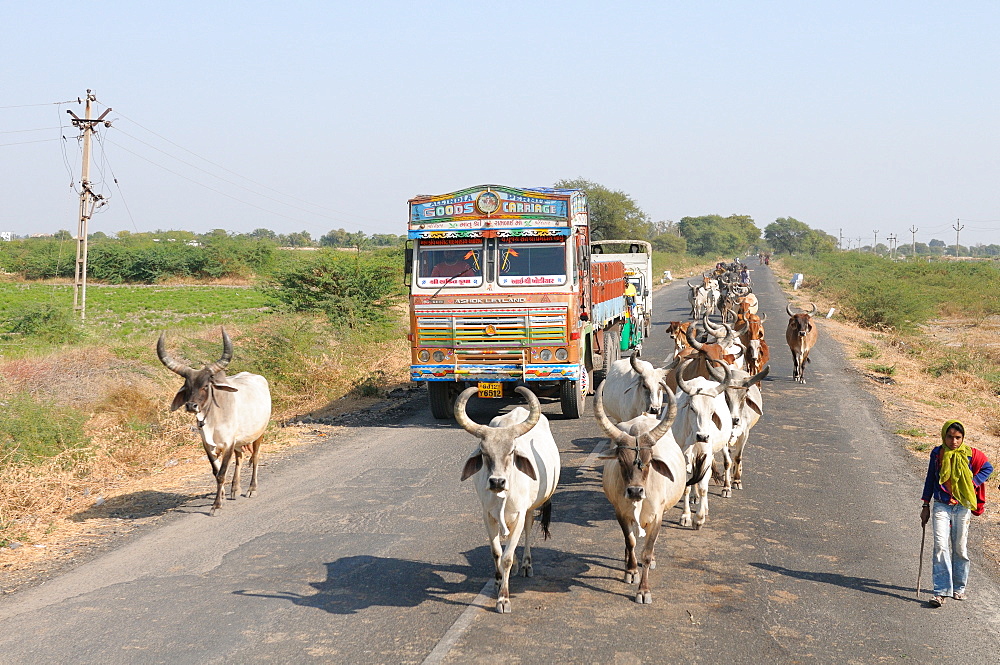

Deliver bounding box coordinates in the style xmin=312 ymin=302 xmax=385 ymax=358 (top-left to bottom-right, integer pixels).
xmin=643 ymin=289 xmax=649 ymax=297
xmin=403 ymin=244 xmax=413 ymax=283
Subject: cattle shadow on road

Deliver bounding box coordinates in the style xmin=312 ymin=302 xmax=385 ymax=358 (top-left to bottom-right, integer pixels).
xmin=233 ymin=547 xmax=598 ymax=614
xmin=749 ymin=562 xmax=920 ymax=603
xmin=69 ymin=489 xmax=194 ymax=522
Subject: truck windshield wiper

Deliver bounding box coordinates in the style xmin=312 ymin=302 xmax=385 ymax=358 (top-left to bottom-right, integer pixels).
xmin=430 ymin=266 xmax=474 ymax=298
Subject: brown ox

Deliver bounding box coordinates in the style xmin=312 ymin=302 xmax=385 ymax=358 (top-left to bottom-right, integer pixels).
xmin=736 ymin=305 xmax=769 ymax=375
xmin=665 ymin=321 xmax=693 ymax=359
xmin=785 ymin=303 xmax=818 ymax=383
xmin=663 ymin=324 xmax=739 ymax=392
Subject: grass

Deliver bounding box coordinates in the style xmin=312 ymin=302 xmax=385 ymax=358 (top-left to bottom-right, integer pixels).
xmin=868 ymin=363 xmax=896 ymax=376
xmin=857 ymin=343 xmax=880 ymax=359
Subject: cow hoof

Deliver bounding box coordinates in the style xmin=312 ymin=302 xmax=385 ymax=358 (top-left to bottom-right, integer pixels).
xmin=649 ymin=560 xmax=656 ymax=570
xmin=679 ymin=515 xmax=692 ymax=528
xmin=693 ymin=521 xmax=705 ymax=530
xmin=246 ymin=488 xmax=256 ymax=498
xmin=635 ymin=591 xmax=652 ymax=604
xmin=721 ymin=488 xmax=732 ymax=498
xmin=733 ymin=481 xmax=743 ymax=490
xmin=624 ymin=571 xmax=638 ymax=584
xmin=496 ymin=599 xmax=511 ymax=614
xmin=521 ymin=563 xmax=533 ymax=578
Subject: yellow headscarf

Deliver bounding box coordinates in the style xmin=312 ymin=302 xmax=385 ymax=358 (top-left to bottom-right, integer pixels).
xmin=939 ymin=420 xmax=976 ymax=511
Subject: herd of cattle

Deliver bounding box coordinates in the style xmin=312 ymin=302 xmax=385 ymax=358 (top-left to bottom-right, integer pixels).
xmin=452 ymin=261 xmax=822 ymax=612
xmin=150 ymin=261 xmax=822 ymax=614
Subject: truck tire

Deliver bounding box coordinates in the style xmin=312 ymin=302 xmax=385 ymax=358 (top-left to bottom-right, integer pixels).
xmin=560 ymin=368 xmax=588 ymax=419
xmin=428 ymin=382 xmax=455 ymax=420
xmin=593 ymin=328 xmax=618 ymax=388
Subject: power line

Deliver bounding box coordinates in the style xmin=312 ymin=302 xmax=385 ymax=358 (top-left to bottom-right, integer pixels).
xmin=0 ymin=100 xmax=78 ymax=110
xmin=0 ymin=126 xmax=62 ymax=134
xmin=0 ymin=137 xmax=61 ymax=148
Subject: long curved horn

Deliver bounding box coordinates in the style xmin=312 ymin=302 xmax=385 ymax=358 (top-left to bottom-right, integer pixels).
xmin=759 ymin=312 xmax=767 ymax=323
xmin=156 ymin=332 xmax=194 ymax=377
xmin=206 ymin=327 xmax=234 ymax=374
xmin=702 ymin=314 xmax=726 ymax=337
xmin=593 ymin=383 xmax=631 ymax=447
xmin=786 ymin=304 xmax=795 ymax=317
xmin=676 ymin=358 xmax=697 ymax=395
xmin=703 ymin=359 xmax=732 ymax=397
xmin=687 ymin=280 xmax=696 ymax=289
xmin=744 ymin=364 xmax=770 ymax=387
xmin=686 ymin=324 xmax=704 ymax=352
xmin=706 ymin=357 xmax=727 ymax=382
xmin=454 ymin=387 xmax=489 ymax=439
xmin=640 ymin=387 xmax=677 ymax=447
xmin=508 ymin=386 xmax=541 ymax=438
xmin=809 ymin=303 xmax=817 ymax=314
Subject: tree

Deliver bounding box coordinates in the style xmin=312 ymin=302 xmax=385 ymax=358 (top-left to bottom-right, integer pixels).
xmin=247 ymin=228 xmax=277 ymax=241
xmin=320 ymin=228 xmax=350 ymax=247
xmin=54 ymin=229 xmax=72 ymax=240
xmin=678 ymin=214 xmax=760 ymax=256
xmin=553 ymin=178 xmax=653 ymax=240
xmin=281 ymin=231 xmax=313 ymax=247
xmin=764 ymin=217 xmax=835 ymax=256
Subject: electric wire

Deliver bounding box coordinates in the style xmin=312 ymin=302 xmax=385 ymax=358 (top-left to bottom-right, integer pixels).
xmin=0 ymin=138 xmax=61 ymax=148
xmin=93 ymin=132 xmax=139 ymax=233
xmin=106 ymin=105 xmax=392 ymax=226
xmin=0 ymin=100 xmax=78 ymax=110
xmin=0 ymin=127 xmax=62 ymax=134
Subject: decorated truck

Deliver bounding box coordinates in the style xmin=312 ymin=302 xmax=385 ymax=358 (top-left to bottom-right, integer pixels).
xmin=591 ymin=239 xmax=654 ymax=346
xmin=405 ymin=184 xmax=639 ymax=419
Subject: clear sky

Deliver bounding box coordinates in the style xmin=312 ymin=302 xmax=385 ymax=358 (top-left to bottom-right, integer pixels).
xmin=3 ymin=1 xmax=999 ymax=248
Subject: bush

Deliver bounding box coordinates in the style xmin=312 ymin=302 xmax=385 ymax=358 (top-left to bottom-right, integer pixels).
xmin=268 ymin=250 xmax=403 ymax=327
xmin=4 ymin=303 xmax=82 ymax=343
xmin=0 ymin=393 xmax=90 ymax=466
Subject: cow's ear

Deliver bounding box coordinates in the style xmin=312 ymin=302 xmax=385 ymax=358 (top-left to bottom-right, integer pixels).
xmin=461 ymin=452 xmax=483 ymax=481
xmin=170 ymin=389 xmax=186 ymax=412
xmin=596 ymin=445 xmax=618 ymax=460
xmin=712 ymin=412 xmax=723 ymax=430
xmin=212 ymin=381 xmax=238 ymax=392
xmin=513 ymin=453 xmax=538 ymax=481
xmin=747 ymin=397 xmax=763 ymax=416
xmin=651 ymin=458 xmax=675 ymax=481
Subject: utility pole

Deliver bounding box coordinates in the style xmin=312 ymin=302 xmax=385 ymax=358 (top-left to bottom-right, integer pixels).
xmin=886 ymin=233 xmax=897 ymax=259
xmin=873 ymin=229 xmax=879 ymax=255
xmin=857 ymin=237 xmax=863 ymax=253
xmin=66 ymin=90 xmax=112 ymax=320
xmin=909 ymin=225 xmax=918 ymax=259
xmin=838 ymin=228 xmax=843 ymax=251
xmin=952 ymin=219 xmax=964 ymax=258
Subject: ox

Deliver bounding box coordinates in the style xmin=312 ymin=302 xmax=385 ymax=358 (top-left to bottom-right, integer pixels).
xmin=786 ymin=303 xmax=819 ymax=383
xmin=456 ymin=386 xmax=560 ymax=613
xmin=593 ymin=383 xmax=688 ymax=604
xmin=736 ymin=307 xmax=769 ymax=376
xmin=674 ymin=358 xmax=733 ymax=529
xmin=157 ymin=328 xmax=271 ymax=516
xmin=602 ymin=352 xmax=676 ymax=422
xmin=716 ymin=364 xmax=769 ymax=495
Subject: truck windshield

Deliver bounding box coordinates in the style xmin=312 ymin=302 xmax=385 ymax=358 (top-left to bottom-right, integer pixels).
xmin=416 ymin=242 xmax=483 ymax=288
xmin=497 ymin=241 xmax=567 ymax=287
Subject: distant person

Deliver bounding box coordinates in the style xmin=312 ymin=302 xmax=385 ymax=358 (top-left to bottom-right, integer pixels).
xmin=920 ymin=420 xmax=992 ymax=607
xmin=739 ymin=267 xmax=751 ymax=285
xmin=624 ymin=281 xmax=637 ymax=306
xmin=431 ymin=250 xmax=472 ymax=278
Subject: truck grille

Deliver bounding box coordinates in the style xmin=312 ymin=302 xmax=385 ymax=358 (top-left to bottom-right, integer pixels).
xmin=416 ymin=311 xmax=567 ymax=349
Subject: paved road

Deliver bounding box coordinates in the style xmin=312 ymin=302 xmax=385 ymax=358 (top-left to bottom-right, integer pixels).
xmin=2 ymin=265 xmax=1000 ymax=664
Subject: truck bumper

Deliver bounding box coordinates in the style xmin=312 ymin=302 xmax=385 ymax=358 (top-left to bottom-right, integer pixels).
xmin=412 ymin=364 xmax=581 ymax=382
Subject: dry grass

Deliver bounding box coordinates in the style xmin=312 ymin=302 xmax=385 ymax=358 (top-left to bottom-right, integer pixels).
xmin=0 ymin=317 xmax=410 ymax=581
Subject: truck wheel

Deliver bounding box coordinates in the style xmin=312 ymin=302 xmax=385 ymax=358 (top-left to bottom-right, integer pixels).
xmin=428 ymin=382 xmax=455 ymax=420
xmin=602 ymin=328 xmax=620 ymax=372
xmin=560 ymin=369 xmax=588 ymax=419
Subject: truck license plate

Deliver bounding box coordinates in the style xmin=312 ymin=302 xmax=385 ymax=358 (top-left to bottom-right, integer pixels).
xmin=477 ymin=382 xmax=503 ymax=398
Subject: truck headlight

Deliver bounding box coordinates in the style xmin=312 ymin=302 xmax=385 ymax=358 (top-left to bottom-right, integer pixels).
xmin=555 ymin=348 xmax=568 ymax=361
xmin=418 ymin=350 xmax=430 ymax=362
xmin=432 ymin=351 xmax=445 ymax=362
xmin=539 ymin=349 xmax=553 ymax=361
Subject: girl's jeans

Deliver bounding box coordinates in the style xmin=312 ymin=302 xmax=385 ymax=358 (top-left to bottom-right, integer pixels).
xmin=931 ymin=501 xmax=971 ymax=597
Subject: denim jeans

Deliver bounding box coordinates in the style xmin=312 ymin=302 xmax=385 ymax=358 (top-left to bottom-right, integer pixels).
xmin=931 ymin=501 xmax=972 ymax=597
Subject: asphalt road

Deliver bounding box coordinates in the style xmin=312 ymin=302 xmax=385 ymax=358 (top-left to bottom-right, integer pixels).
xmin=2 ymin=265 xmax=1000 ymax=664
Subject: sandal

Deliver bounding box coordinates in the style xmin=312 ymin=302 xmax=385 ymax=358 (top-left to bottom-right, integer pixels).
xmin=953 ymin=592 xmax=966 ymax=601
xmin=929 ymin=596 xmax=946 ymax=607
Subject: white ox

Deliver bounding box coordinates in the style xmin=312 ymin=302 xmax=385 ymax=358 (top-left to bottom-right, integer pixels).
xmin=593 ymin=384 xmax=687 ymax=604
xmin=157 ymin=328 xmax=272 ymax=516
xmin=715 ymin=365 xmax=769 ymax=496
xmin=673 ymin=358 xmax=733 ymax=529
xmin=602 ymin=352 xmax=676 ymax=423
xmin=456 ymin=387 xmax=560 ymax=614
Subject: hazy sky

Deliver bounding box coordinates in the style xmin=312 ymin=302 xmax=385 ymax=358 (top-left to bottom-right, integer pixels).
xmin=4 ymin=1 xmax=999 ymax=248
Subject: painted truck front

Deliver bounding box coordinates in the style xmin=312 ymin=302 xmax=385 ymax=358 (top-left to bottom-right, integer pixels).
xmin=406 ymin=184 xmax=628 ymax=419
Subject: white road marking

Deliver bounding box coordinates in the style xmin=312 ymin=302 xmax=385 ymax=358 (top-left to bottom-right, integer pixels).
xmin=421 ymin=581 xmax=493 ymax=665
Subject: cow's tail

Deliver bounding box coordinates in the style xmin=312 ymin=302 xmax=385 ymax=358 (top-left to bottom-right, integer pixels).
xmin=687 ymin=454 xmax=710 ymax=486
xmin=539 ymin=500 xmax=553 ymax=540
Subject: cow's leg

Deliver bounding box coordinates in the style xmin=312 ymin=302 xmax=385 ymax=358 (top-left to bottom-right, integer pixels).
xmin=520 ymin=509 xmax=536 ymax=578
xmin=732 ymin=436 xmax=747 ymax=490
xmin=231 ymin=446 xmax=243 ymax=500
xmin=800 ymin=350 xmax=810 ymax=384
xmin=496 ymin=513 xmax=525 ymax=613
xmin=720 ymin=446 xmax=733 ymax=498
xmin=246 ymin=435 xmax=263 ymax=498
xmin=636 ymin=513 xmax=663 ymax=604
xmin=679 ymin=484 xmax=694 ymax=528
xmin=201 ymin=439 xmax=220 ymax=476
xmin=211 ymin=446 xmax=235 ymax=516
xmin=616 ymin=510 xmax=639 ymax=583
xmin=693 ymin=475 xmax=709 ymax=529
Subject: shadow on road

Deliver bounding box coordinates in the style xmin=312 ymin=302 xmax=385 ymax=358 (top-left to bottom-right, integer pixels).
xmin=233 ymin=547 xmax=602 ymax=614
xmin=749 ymin=562 xmax=921 ymax=603
xmin=69 ymin=489 xmax=194 ymax=522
